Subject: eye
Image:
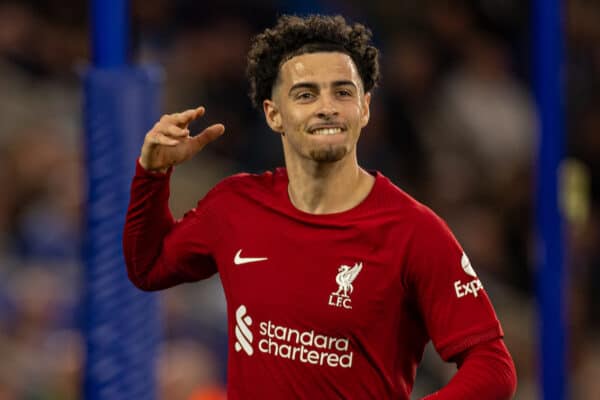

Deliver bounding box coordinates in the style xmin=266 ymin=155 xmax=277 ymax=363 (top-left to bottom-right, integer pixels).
xmin=337 ymin=89 xmax=353 ymax=97
xmin=295 ymin=92 xmax=315 ymax=101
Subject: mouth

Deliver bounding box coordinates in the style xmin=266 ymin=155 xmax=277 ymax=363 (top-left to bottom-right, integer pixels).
xmin=307 ymin=126 xmax=345 ymax=135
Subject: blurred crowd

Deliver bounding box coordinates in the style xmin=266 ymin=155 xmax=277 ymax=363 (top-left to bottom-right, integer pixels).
xmin=0 ymin=0 xmax=599 ymax=399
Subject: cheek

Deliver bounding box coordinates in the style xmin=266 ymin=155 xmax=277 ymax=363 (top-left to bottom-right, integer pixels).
xmin=346 ymin=104 xmax=364 ymax=123
xmin=282 ymin=109 xmax=309 ymax=131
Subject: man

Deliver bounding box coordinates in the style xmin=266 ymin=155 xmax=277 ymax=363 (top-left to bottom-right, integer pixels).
xmin=124 ymin=15 xmax=516 ymax=399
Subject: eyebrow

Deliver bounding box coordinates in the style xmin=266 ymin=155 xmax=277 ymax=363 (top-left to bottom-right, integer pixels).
xmin=288 ymin=80 xmax=359 ymax=96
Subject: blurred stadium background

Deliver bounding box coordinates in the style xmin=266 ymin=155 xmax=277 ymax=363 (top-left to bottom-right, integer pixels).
xmin=0 ymin=0 xmax=598 ymax=399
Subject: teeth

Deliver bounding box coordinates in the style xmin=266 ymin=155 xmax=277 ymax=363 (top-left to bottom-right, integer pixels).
xmin=312 ymin=128 xmax=342 ymax=135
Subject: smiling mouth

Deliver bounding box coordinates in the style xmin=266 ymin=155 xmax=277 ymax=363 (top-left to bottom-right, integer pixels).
xmin=309 ymin=127 xmax=343 ymax=135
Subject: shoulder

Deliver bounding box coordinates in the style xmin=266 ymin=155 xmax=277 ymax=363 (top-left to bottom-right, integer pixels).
xmin=213 ymin=170 xmax=278 ymax=195
xmin=372 ymin=172 xmax=444 ymax=226
xmin=372 ymin=172 xmax=457 ymax=252
xmin=197 ymin=169 xmax=280 ymax=207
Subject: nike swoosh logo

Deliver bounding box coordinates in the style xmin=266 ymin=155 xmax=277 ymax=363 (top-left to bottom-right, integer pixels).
xmin=234 ymin=249 xmax=268 ymax=265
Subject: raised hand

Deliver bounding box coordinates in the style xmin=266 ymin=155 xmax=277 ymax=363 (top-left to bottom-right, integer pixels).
xmin=139 ymin=106 xmax=225 ymax=172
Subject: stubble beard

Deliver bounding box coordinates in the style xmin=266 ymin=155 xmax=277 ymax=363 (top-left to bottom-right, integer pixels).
xmin=308 ymin=145 xmax=348 ymax=162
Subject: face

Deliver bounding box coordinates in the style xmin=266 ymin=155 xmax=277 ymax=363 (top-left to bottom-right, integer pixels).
xmin=263 ymin=52 xmax=371 ymax=164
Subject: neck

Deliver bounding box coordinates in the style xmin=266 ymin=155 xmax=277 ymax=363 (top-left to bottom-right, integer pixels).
xmin=285 ymin=152 xmax=375 ymax=214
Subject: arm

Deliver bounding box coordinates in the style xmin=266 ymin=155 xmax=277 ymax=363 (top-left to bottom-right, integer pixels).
xmin=405 ymin=209 xmax=514 ymax=398
xmin=421 ymin=339 xmax=517 ymax=400
xmin=123 ymin=106 xmax=225 ymax=290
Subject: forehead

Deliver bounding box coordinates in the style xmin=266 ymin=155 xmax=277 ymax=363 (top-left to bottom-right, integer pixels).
xmin=278 ymin=52 xmax=362 ymax=88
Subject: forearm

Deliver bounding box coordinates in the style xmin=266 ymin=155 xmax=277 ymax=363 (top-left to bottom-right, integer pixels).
xmin=123 ymin=160 xmax=175 ymax=290
xmin=421 ymin=339 xmax=516 ymax=400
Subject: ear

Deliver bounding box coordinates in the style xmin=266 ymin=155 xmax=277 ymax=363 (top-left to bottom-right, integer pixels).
xmin=360 ymin=92 xmax=371 ymax=128
xmin=263 ymin=99 xmax=284 ymax=134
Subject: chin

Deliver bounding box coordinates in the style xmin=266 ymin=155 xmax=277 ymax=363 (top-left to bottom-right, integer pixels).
xmin=309 ymin=146 xmax=348 ymax=162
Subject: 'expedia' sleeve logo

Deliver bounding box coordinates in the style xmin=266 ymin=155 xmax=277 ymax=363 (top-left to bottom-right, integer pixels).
xmin=454 ymin=252 xmax=484 ymax=298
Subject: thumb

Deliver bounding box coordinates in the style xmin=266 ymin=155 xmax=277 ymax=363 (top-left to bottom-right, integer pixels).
xmin=189 ymin=123 xmax=225 ymax=153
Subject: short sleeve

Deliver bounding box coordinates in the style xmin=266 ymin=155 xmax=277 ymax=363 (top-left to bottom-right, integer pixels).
xmin=406 ymin=208 xmax=503 ymax=361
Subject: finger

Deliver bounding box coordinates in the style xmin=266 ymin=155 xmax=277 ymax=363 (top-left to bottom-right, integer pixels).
xmin=190 ymin=123 xmax=225 ymax=152
xmin=150 ymin=132 xmax=179 ymax=146
xmin=168 ymin=124 xmax=189 ymax=138
xmin=173 ymin=106 xmax=205 ymax=126
xmin=158 ymin=107 xmax=204 ymax=126
xmin=155 ymin=122 xmax=189 ymax=138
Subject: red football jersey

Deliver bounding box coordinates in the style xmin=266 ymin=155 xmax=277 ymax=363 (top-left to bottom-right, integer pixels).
xmin=124 ymin=162 xmax=503 ymax=399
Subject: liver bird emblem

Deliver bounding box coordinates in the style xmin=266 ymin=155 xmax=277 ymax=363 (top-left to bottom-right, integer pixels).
xmin=334 ymin=262 xmax=363 ymax=298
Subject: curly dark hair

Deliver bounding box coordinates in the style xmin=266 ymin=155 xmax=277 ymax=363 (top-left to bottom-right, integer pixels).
xmin=246 ymin=14 xmax=380 ymax=109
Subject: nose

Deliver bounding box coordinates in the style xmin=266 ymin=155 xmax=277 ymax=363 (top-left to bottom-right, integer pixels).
xmin=316 ymin=93 xmax=338 ymax=119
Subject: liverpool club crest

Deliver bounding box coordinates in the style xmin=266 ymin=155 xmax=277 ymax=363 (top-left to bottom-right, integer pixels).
xmin=328 ymin=262 xmax=363 ymax=309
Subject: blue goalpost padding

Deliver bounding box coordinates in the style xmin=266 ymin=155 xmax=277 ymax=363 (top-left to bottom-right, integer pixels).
xmin=83 ymin=1 xmax=161 ymax=398
xmin=533 ymin=0 xmax=567 ymax=399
